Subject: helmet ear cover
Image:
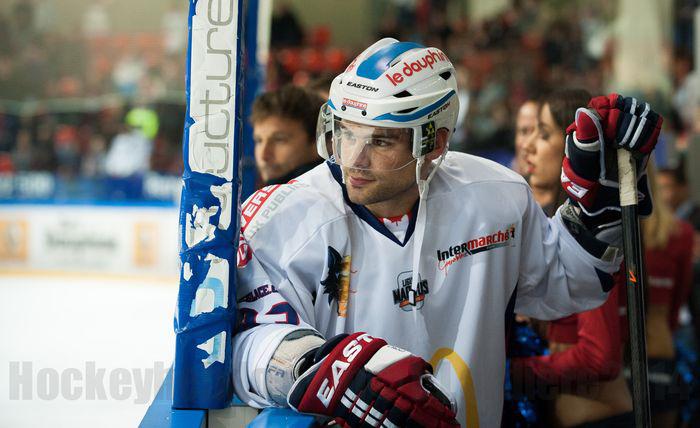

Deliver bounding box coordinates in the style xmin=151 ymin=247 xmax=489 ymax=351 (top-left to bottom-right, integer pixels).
xmin=418 ymin=121 xmax=437 ymax=157
xmin=316 ymin=102 xmax=333 ymax=160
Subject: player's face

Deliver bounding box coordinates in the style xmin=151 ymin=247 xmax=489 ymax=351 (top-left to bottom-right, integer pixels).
xmin=253 ymin=116 xmax=318 ymax=183
xmin=526 ymin=103 xmax=565 ymax=191
xmin=514 ymin=101 xmax=538 ymax=176
xmin=336 ymin=121 xmax=417 ymax=215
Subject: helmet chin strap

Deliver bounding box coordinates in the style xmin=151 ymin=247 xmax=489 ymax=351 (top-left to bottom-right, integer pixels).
xmin=410 ymin=149 xmax=447 ymax=324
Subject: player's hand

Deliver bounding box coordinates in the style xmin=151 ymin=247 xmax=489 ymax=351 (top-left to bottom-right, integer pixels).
xmin=287 ymin=332 xmax=459 ymax=428
xmin=561 ymin=93 xmax=663 ymax=218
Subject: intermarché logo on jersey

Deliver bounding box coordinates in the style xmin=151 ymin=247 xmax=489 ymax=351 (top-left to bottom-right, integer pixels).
xmin=437 ymin=224 xmax=516 ymax=272
xmin=393 ymin=271 xmax=429 ymax=311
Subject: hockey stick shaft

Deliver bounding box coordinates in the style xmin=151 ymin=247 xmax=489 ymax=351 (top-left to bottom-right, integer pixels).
xmin=617 ymin=149 xmax=651 ymax=427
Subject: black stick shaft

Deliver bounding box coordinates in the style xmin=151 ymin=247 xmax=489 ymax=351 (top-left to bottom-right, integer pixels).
xmin=621 ymin=204 xmax=651 ymax=427
xmin=617 ymin=149 xmax=651 ymax=427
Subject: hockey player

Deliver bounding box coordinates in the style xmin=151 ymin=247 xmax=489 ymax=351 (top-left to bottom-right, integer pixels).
xmin=232 ymin=38 xmax=662 ymax=427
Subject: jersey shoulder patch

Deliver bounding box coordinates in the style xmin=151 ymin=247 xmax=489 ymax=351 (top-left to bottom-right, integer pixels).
xmin=241 ymin=166 xmax=346 ymax=240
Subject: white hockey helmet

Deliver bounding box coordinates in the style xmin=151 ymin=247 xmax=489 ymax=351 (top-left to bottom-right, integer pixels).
xmin=316 ymin=38 xmax=459 ymax=173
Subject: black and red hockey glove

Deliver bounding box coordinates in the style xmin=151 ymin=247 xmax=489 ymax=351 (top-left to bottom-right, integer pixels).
xmin=561 ymin=93 xmax=663 ymax=219
xmin=287 ymin=332 xmax=459 ymax=428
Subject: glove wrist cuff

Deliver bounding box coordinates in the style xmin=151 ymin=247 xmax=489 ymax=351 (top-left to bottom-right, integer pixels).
xmin=266 ymin=330 xmax=324 ymax=407
xmin=559 ymin=202 xmax=621 ymax=263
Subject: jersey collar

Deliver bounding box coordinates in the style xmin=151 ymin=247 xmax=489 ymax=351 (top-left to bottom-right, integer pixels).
xmin=327 ymin=162 xmax=418 ymax=246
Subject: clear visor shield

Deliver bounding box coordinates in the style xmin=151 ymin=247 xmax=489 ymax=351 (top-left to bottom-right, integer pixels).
xmin=330 ymin=117 xmax=416 ymax=172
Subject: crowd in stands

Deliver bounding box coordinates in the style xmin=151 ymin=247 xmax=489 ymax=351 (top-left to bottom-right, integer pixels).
xmin=0 ymin=0 xmax=698 ymax=187
xmin=266 ymin=0 xmax=607 ymax=153
xmin=267 ymin=0 xmax=698 ymax=160
xmin=0 ymin=0 xmax=187 ymax=179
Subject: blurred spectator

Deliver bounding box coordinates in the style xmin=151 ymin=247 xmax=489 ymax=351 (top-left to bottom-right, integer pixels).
xmin=0 ymin=153 xmax=13 ymax=174
xmin=641 ymin=165 xmax=694 ymax=427
xmin=53 ymin=124 xmax=81 ymax=178
xmin=11 ymin=0 xmax=36 ymax=49
xmin=512 ymin=89 xmax=634 ymax=427
xmin=33 ymin=0 xmax=57 ymax=34
xmin=11 ymin=129 xmax=33 ymax=171
xmin=82 ymin=0 xmax=111 ymax=39
xmin=112 ymin=48 xmax=147 ymax=98
xmin=0 ymin=11 xmax=13 ymax=56
xmin=104 ymin=107 xmax=158 ymax=177
xmin=522 ymin=90 xmax=591 ymax=214
xmin=657 ymin=161 xmax=700 ymax=229
xmin=307 ymin=73 xmax=336 ymax=99
xmin=81 ymin=135 xmax=107 ymax=177
xmin=271 ymin=2 xmax=304 ymax=48
xmin=250 ymin=85 xmax=324 ymax=186
xmin=32 ymin=114 xmax=57 ymax=171
xmin=391 ymin=0 xmax=417 ymax=30
xmin=450 ymin=65 xmax=470 ymax=152
xmin=658 ymin=162 xmax=700 ymax=404
xmin=162 ymin=0 xmax=188 ymax=56
xmin=512 ymin=100 xmax=538 ymax=177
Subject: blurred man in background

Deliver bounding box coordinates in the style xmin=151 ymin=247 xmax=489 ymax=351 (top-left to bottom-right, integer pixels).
xmin=250 ymin=85 xmax=324 ymax=186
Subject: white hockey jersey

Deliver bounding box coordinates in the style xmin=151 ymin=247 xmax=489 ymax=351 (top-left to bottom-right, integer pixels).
xmin=232 ymin=152 xmax=621 ymax=427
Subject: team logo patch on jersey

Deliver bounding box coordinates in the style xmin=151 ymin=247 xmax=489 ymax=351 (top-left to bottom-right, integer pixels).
xmin=392 ymin=271 xmax=429 ymax=311
xmin=437 ymin=224 xmax=517 ymax=273
xmin=320 ymin=246 xmax=353 ymax=317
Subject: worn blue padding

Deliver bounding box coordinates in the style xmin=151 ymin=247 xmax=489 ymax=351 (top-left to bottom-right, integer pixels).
xmin=356 ymin=41 xmax=423 ymax=80
xmin=374 ymin=90 xmax=455 ymax=122
xmin=246 ymin=408 xmax=316 ymax=428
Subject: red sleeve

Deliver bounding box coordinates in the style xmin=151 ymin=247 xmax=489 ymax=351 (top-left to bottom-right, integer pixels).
xmin=669 ymin=221 xmax=694 ymax=331
xmin=512 ymin=285 xmax=622 ymax=387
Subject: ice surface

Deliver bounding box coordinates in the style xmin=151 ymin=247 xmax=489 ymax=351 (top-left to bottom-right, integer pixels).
xmin=0 ymin=274 xmax=177 ymax=427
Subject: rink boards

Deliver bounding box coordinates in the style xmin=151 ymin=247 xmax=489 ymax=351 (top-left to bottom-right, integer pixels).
xmin=0 ymin=203 xmax=179 ymax=279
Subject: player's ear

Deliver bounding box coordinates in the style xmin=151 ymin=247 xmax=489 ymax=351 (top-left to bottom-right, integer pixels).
xmin=425 ymin=128 xmax=449 ymax=161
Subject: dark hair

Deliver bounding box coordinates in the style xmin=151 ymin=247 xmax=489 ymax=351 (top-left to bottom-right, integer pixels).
xmin=538 ymin=88 xmax=592 ymax=214
xmin=250 ymin=85 xmax=325 ymax=142
xmin=307 ymin=73 xmax=336 ymax=97
xmin=540 ymin=88 xmax=592 ymax=131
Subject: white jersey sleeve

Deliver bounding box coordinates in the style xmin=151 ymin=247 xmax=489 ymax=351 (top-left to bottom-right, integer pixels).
xmin=514 ymin=187 xmax=621 ymax=319
xmin=232 ymin=248 xmax=318 ymax=407
xmin=231 ymin=179 xmax=348 ymax=407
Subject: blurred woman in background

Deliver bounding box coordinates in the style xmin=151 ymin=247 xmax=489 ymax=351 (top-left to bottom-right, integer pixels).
xmin=640 ymin=164 xmax=693 ymax=427
xmin=512 ymin=99 xmax=539 ymax=178
xmin=511 ymin=88 xmax=634 ymax=427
